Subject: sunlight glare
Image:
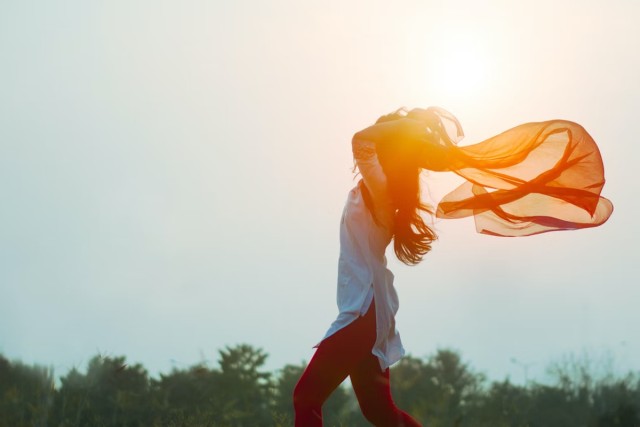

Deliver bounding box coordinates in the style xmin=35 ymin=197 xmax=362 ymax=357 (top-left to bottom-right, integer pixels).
xmin=430 ymin=35 xmax=491 ymax=98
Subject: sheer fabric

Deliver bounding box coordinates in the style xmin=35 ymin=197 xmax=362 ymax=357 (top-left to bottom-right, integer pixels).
xmin=417 ymin=107 xmax=613 ymax=236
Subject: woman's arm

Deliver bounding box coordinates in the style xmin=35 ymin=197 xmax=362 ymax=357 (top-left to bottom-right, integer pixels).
xmin=352 ymin=138 xmax=393 ymax=220
xmin=353 ymin=117 xmax=455 ymax=171
xmin=353 ymin=118 xmax=427 ymax=147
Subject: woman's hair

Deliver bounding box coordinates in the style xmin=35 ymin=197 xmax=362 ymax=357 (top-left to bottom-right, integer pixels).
xmin=360 ymin=108 xmax=437 ymax=266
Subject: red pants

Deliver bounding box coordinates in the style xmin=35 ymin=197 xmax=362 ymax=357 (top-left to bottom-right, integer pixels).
xmin=293 ymin=300 xmax=422 ymax=426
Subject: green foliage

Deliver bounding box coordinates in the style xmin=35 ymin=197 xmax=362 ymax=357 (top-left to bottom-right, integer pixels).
xmin=470 ymin=380 xmax=532 ymax=427
xmin=214 ymin=344 xmax=273 ymax=426
xmin=150 ymin=363 xmax=220 ymax=425
xmin=0 ymin=355 xmax=54 ymax=427
xmin=49 ymin=354 xmax=151 ymax=427
xmin=1 ymin=346 xmax=639 ymax=427
xmin=390 ymin=349 xmax=485 ymax=426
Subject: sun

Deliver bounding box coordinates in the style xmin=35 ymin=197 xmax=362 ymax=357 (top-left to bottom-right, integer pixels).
xmin=429 ymin=35 xmax=492 ymax=98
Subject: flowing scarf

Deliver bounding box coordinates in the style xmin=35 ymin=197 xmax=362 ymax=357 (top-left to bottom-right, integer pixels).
xmin=416 ymin=107 xmax=614 ymax=236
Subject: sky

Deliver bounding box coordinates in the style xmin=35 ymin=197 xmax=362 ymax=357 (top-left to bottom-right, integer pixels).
xmin=1 ymin=0 xmax=639 ymax=386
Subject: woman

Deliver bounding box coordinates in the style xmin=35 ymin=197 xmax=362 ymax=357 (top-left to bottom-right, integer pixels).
xmin=293 ymin=107 xmax=613 ymax=426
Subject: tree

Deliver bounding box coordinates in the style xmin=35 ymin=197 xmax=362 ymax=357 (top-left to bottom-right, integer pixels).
xmin=214 ymin=344 xmax=273 ymax=426
xmin=151 ymin=363 xmax=221 ymax=426
xmin=50 ymin=354 xmax=151 ymax=427
xmin=391 ymin=349 xmax=484 ymax=426
xmin=0 ymin=355 xmax=54 ymax=427
xmin=591 ymin=374 xmax=640 ymax=427
xmin=469 ymin=380 xmax=532 ymax=427
xmin=2 ymin=346 xmax=639 ymax=426
xmin=272 ymin=363 xmax=302 ymax=423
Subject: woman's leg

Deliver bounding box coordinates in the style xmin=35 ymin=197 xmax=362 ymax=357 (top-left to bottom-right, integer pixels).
xmin=293 ymin=303 xmax=377 ymax=427
xmin=292 ymin=344 xmax=349 ymax=426
xmin=350 ymin=349 xmax=422 ymax=426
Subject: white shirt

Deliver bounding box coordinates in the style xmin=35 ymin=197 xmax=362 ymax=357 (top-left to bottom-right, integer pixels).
xmin=316 ymin=139 xmax=405 ymax=371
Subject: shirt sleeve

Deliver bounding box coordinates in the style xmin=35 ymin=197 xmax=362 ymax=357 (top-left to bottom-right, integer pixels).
xmin=352 ymin=138 xmax=393 ymax=221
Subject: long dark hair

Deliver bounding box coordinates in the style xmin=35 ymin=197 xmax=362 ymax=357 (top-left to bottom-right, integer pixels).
xmin=360 ymin=109 xmax=437 ymax=265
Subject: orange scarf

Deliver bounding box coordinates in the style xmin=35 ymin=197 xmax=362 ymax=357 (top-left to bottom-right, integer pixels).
xmin=419 ymin=108 xmax=613 ymax=236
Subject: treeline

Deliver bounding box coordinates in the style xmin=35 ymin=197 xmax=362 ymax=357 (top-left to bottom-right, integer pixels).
xmin=1 ymin=345 xmax=639 ymax=427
